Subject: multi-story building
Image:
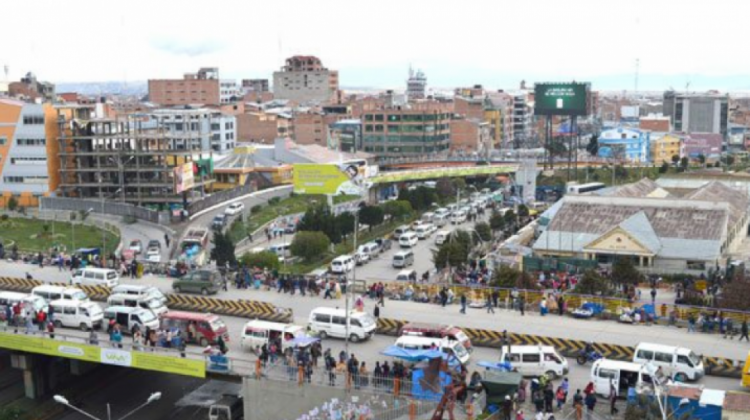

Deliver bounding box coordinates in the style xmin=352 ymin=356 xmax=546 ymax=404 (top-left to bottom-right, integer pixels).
xmin=650 ymin=133 xmax=682 ymax=165
xmin=272 ymin=56 xmax=339 ymax=104
xmin=406 ymin=68 xmax=427 ymax=101
xmin=8 ymin=72 xmax=55 ymax=103
xmin=639 ymin=114 xmax=671 ymax=132
xmin=663 ymin=91 xmax=729 ymax=135
xmin=328 ymin=119 xmax=362 ymax=153
xmin=454 ymin=86 xmax=514 ymax=149
xmin=148 ymin=67 xmax=221 ymax=106
xmin=236 ymin=111 xmax=291 ymax=143
xmin=598 ymin=127 xmax=650 ymax=162
xmin=449 ymin=118 xmax=491 ymax=155
xmin=511 ymin=92 xmax=533 ymax=148
xmin=150 ymin=108 xmax=236 ymax=154
xmin=55 ymin=104 xmax=220 ymax=207
xmin=242 ymin=79 xmax=270 ymax=94
xmin=361 ymin=102 xmax=452 ymax=158
xmin=219 ymin=80 xmax=240 ymax=104
xmin=0 ymin=99 xmax=61 ymax=206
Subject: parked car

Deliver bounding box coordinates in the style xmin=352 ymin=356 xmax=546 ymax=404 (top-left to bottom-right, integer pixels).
xmin=172 ymin=270 xmax=224 ymax=295
xmin=283 ymin=223 xmax=296 ymax=234
xmin=225 ymin=202 xmax=245 ymax=216
xmin=129 ymin=240 xmax=143 ymax=254
xmin=212 ymin=214 xmax=228 ymax=230
xmin=147 ymin=240 xmax=161 ymax=250
xmin=146 ymin=246 xmax=161 ymax=262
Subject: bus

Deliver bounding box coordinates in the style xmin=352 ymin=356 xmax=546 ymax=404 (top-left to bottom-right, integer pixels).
xmin=567 ymin=182 xmax=606 ymax=195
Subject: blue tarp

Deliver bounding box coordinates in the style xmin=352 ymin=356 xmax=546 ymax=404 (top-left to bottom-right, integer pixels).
xmin=411 ymin=369 xmax=452 ymax=401
xmin=477 ymin=361 xmax=513 ymax=371
xmin=290 ymin=336 xmax=320 ymax=347
xmin=381 ymin=345 xmax=445 ymax=362
xmin=667 ymin=395 xmax=722 ymax=420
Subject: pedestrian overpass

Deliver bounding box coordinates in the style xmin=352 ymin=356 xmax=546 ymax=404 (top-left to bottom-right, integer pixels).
xmin=370 ymin=164 xmax=518 ymax=184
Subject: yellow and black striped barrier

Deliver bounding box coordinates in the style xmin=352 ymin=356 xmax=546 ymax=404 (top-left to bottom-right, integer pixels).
xmin=376 ymin=317 xmax=743 ymax=378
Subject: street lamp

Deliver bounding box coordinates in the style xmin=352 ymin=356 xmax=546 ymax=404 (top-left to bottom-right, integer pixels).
xmin=54 ymin=392 xmax=162 ymax=420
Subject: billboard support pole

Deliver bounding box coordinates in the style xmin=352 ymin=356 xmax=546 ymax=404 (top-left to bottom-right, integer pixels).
xmin=573 ymin=116 xmax=579 ymax=181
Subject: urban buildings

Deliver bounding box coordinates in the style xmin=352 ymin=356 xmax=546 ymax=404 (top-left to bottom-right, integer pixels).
xmin=449 ymin=118 xmax=491 ymax=155
xmin=361 ymin=102 xmax=452 ymax=158
xmin=534 ymin=178 xmax=749 ymax=274
xmin=148 ymin=67 xmax=221 ymax=106
xmin=406 ymin=67 xmax=427 ymax=101
xmin=663 ymin=91 xmax=729 ymax=135
xmin=511 ymin=92 xmax=533 ymax=148
xmin=219 ymin=80 xmax=240 ymax=104
xmin=682 ymin=133 xmax=722 ymax=162
xmin=598 ymin=127 xmax=651 ymax=162
xmin=454 ymin=86 xmax=514 ymax=149
xmin=0 ymin=99 xmax=61 ymax=206
xmin=8 ymin=72 xmax=55 ymax=103
xmin=650 ymin=134 xmax=683 ymax=165
xmin=328 ymin=119 xmax=362 ymax=153
xmin=272 ymin=56 xmax=339 ymax=104
xmin=150 ymin=107 xmax=237 ymax=154
xmin=639 ymin=114 xmax=671 ymax=132
xmin=242 ymin=79 xmax=270 ymax=94
xmin=54 ymin=103 xmax=216 ymax=207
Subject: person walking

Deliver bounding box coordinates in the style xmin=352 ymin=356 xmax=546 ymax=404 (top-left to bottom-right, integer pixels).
xmin=460 ymin=294 xmax=467 ymax=314
xmin=573 ymin=390 xmax=584 ymax=420
xmin=486 ymin=294 xmax=495 ymax=314
xmin=373 ymin=305 xmax=380 ymax=319
xmin=609 ymin=380 xmax=618 ymax=415
xmin=584 ymin=390 xmax=597 ymax=420
xmin=164 ymin=234 xmax=170 ymax=248
xmin=519 ymin=296 xmax=525 ymax=316
xmin=688 ymin=313 xmax=696 ymax=333
xmin=543 ymin=382 xmax=554 ymax=413
xmin=740 ymin=319 xmax=749 ymax=342
xmin=650 ymin=287 xmax=657 ymax=305
xmin=502 ymin=395 xmax=514 ymax=420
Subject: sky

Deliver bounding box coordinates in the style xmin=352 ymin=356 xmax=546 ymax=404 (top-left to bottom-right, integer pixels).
xmin=3 ymin=0 xmax=750 ymax=91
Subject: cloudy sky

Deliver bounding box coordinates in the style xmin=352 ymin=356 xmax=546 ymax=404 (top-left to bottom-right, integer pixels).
xmin=2 ymin=0 xmax=749 ymax=91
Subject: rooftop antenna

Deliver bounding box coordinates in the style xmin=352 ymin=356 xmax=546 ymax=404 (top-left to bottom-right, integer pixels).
xmin=685 ymin=81 xmax=691 ymax=95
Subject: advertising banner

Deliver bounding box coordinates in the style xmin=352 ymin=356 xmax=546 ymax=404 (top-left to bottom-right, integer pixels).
xmin=0 ymin=332 xmax=206 ymax=378
xmin=174 ymin=162 xmax=195 ymax=194
xmin=534 ymin=83 xmax=589 ymax=116
xmin=293 ymin=163 xmax=367 ymax=195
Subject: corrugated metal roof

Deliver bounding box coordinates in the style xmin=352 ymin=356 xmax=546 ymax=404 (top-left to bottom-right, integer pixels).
xmin=618 ymin=211 xmax=661 ymax=253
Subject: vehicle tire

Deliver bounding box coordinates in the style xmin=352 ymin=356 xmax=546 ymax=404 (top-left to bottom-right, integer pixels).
xmin=546 ymin=370 xmax=557 ymax=380
xmin=674 ymin=372 xmax=687 ymax=382
xmin=199 ymin=337 xmax=209 ymax=347
xmin=576 ymin=355 xmax=587 ymax=365
xmin=173 ymin=286 xmax=181 ymax=294
xmin=350 ymin=334 xmax=360 ymax=343
xmin=80 ymin=323 xmax=89 ymax=332
xmin=201 ymin=288 xmax=208 ymax=296
xmin=54 ymin=320 xmax=62 ymax=329
xmin=318 ymin=331 xmax=327 ymax=339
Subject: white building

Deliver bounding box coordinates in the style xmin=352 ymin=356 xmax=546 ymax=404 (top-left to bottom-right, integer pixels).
xmin=406 ymin=67 xmax=427 ymax=101
xmin=0 ymin=103 xmax=51 ymax=196
xmin=219 ymin=80 xmax=240 ymax=104
xmin=151 ymin=108 xmax=236 ymax=155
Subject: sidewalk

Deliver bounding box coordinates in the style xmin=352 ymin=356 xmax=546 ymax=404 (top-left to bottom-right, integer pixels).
xmin=4 ymin=260 xmax=749 ymax=362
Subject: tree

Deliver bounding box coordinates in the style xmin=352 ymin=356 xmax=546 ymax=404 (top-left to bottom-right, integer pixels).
xmin=671 ymin=154 xmax=680 ymax=166
xmin=698 ymin=154 xmax=706 ymax=166
xmin=517 ymin=204 xmax=530 ymax=221
xmin=290 ymin=231 xmax=330 ymax=262
xmin=433 ymin=240 xmax=469 ymax=269
xmin=359 ymin=205 xmax=384 ymax=229
xmin=6 ymin=196 xmax=18 ymax=212
xmin=489 ymin=210 xmax=506 ymax=232
xmin=503 ymin=209 xmax=517 ymax=230
xmin=492 ymin=265 xmax=538 ymax=289
xmin=335 ymin=212 xmax=355 ymax=241
xmin=586 ymin=135 xmax=599 ymax=156
xmin=658 ymin=161 xmax=669 ymax=174
xmin=296 ymin=203 xmax=343 ymax=244
xmin=576 ymin=270 xmax=612 ymax=295
xmin=718 ymin=269 xmax=750 ymax=311
xmin=680 ymin=157 xmax=689 ymax=171
xmin=436 ymin=178 xmax=456 ymax=199
xmin=474 ymin=222 xmax=492 ymax=242
xmin=611 ymin=257 xmax=644 ymax=287
xmin=398 ymin=186 xmax=437 ymax=211
xmin=383 ymin=200 xmax=412 ymax=221
xmin=727 ymin=155 xmax=736 ymax=166
xmin=240 ymin=250 xmax=281 ymax=271
xmin=210 ymin=230 xmax=237 ymax=268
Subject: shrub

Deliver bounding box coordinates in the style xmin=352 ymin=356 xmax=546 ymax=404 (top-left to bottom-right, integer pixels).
xmin=251 ymin=205 xmax=262 ymax=213
xmin=269 ymin=197 xmax=281 ymax=205
xmin=240 ymin=250 xmax=281 ymax=270
xmin=290 ymin=231 xmax=330 ymax=262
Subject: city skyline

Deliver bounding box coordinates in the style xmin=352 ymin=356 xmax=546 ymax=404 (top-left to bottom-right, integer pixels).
xmin=3 ymin=0 xmax=750 ymax=91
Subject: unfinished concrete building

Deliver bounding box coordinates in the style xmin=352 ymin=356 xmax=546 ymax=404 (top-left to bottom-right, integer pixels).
xmin=55 ymin=103 xmax=213 ymax=208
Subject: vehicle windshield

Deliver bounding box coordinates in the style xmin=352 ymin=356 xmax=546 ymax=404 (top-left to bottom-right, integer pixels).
xmin=688 ymin=352 xmax=701 ymax=367
xmin=107 ymin=272 xmax=117 ymax=280
xmin=148 ymin=289 xmax=165 ymax=300
xmin=145 ymin=299 xmax=163 ymax=310
xmin=86 ymin=304 xmax=102 ymax=317
xmin=357 ymin=314 xmax=375 ymax=328
xmin=210 ymin=318 xmax=227 ymax=332
xmin=139 ymin=310 xmax=156 ymax=323
xmin=71 ymin=291 xmax=88 ymax=301
xmin=454 ymin=331 xmax=469 ymax=342
xmin=452 ymin=342 xmax=469 ymax=359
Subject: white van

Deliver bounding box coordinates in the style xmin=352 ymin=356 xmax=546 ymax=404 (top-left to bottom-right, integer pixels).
xmin=435 ymin=230 xmax=451 ymax=245
xmin=107 ymin=293 xmax=168 ymax=317
xmin=399 ymin=232 xmax=418 ymax=248
xmin=392 ymin=250 xmax=414 ymax=268
xmin=49 ymin=299 xmax=103 ymax=331
xmin=31 ymin=285 xmax=89 ymax=303
xmin=269 ymin=243 xmax=292 ymax=259
xmin=633 ymin=343 xmax=704 ymax=381
xmin=422 ymin=212 xmax=435 ymax=223
xmin=0 ymin=292 xmax=47 ymax=314
xmin=308 ymin=307 xmax=376 ymax=342
xmin=111 ymin=285 xmax=166 ymax=305
xmin=240 ymin=320 xmax=306 ymax=352
xmin=500 ymin=345 xmax=569 ymax=378
xmin=393 ymin=226 xmax=412 ymax=239
xmin=415 ymin=224 xmax=434 ymax=240
xmin=591 ymin=359 xmax=656 ymax=397
xmin=103 ymin=306 xmax=159 ymax=333
xmin=394 ymin=336 xmax=471 ymax=365
xmin=70 ymin=268 xmax=119 ymax=287
xmin=396 ymin=270 xmax=417 ymax=282
xmin=450 ymin=211 xmax=467 ymax=225
xmin=330 ymin=255 xmax=355 ymax=274
xmin=433 ymin=214 xmax=448 ymax=228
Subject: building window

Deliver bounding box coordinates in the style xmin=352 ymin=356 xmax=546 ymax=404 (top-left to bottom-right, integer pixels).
xmin=22 ymin=115 xmax=44 ymax=125
xmin=0 ymin=136 xmax=6 ymax=145
xmin=10 ymin=157 xmax=46 ymax=165
xmin=17 ymin=138 xmax=46 ymax=146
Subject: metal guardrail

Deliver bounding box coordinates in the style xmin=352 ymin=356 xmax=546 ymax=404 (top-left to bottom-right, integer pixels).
xmin=40 ymin=197 xmax=163 ymax=224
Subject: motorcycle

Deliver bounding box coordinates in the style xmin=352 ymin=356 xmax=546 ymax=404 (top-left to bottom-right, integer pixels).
xmin=576 ymin=349 xmax=603 ymax=365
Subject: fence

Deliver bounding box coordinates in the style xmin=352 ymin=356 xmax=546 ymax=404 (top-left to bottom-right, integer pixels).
xmin=186 ymin=183 xmax=255 ymax=215
xmin=40 ymin=197 xmax=163 ymax=224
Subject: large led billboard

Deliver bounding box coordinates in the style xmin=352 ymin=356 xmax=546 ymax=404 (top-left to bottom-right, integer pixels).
xmin=534 ymin=83 xmax=589 ymax=116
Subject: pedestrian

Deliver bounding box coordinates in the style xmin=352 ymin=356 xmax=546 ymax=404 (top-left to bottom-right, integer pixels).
xmin=47 ymin=320 xmax=55 ymax=339
xmin=89 ymin=329 xmax=99 ymax=345
xmin=573 ymin=390 xmax=584 ymax=420
xmin=502 ymin=395 xmax=513 ymax=420
xmin=609 ymin=380 xmax=618 ymax=415
xmin=373 ymin=305 xmax=380 ymax=319
xmin=36 ymin=309 xmax=46 ymax=331
xmin=164 ymin=233 xmax=170 ymax=248
xmin=688 ymin=313 xmax=696 ymax=333
xmin=544 ymin=383 xmax=554 ymax=413
xmin=486 ymin=294 xmax=495 ymax=314
xmin=741 ymin=319 xmax=749 ymax=342
xmin=561 ymin=377 xmax=569 ymax=401
xmin=519 ymin=296 xmax=525 ymax=316
xmin=516 ymin=410 xmax=524 ymax=420
xmin=556 ymin=386 xmax=566 ymax=410
xmin=650 ymin=287 xmax=657 ymax=305
xmin=540 ymin=297 xmax=548 ymax=316
xmin=558 ymin=295 xmax=565 ymax=316
xmin=584 ymin=391 xmax=597 ymax=420
xmin=110 ymin=324 xmax=122 ymax=348
xmin=460 ymin=293 xmax=467 ymax=314
xmin=47 ymin=303 xmax=55 ymax=323
xmin=492 ymin=289 xmax=499 ymax=308
xmin=325 ymin=353 xmax=336 ymax=386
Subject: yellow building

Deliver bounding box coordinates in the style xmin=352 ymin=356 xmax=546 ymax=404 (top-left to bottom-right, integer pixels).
xmin=651 ymin=134 xmax=682 ymax=165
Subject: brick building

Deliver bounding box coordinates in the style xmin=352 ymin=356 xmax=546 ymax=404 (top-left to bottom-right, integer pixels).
xmin=272 ymin=56 xmax=339 ymax=104
xmin=148 ymin=67 xmax=221 ymax=106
